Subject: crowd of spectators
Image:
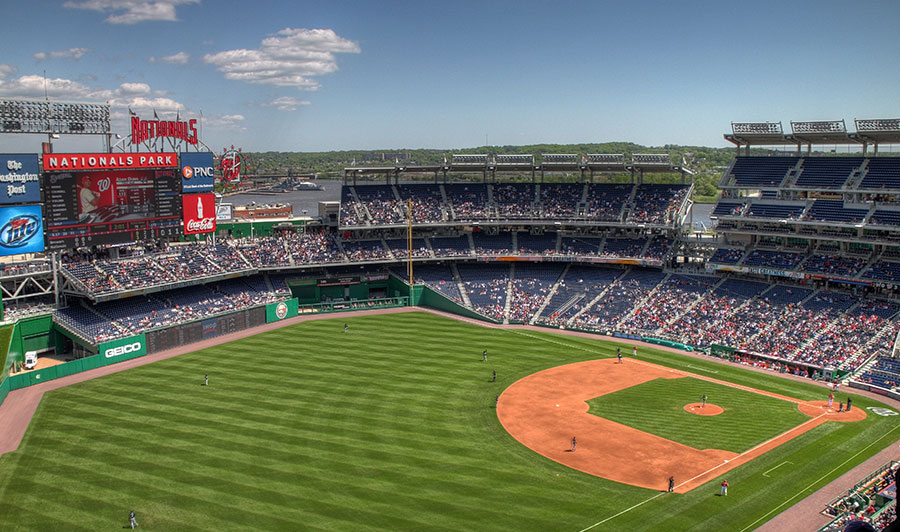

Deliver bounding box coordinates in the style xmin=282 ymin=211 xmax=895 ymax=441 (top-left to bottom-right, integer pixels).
xmin=620 ymin=275 xmax=714 ymax=334
xmin=627 ymin=185 xmax=689 ymax=224
xmin=506 ymin=264 xmax=564 ymax=323
xmin=55 ymin=275 xmax=284 ymax=343
xmin=821 ymin=462 xmax=897 ymax=532
xmin=338 ymin=182 xmax=690 ymax=226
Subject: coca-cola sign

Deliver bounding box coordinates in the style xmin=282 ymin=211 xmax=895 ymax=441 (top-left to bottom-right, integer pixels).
xmin=182 ymin=193 xmax=216 ymax=235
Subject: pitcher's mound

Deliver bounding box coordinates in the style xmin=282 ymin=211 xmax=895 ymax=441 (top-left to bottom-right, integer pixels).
xmin=684 ymin=403 xmax=723 ymax=416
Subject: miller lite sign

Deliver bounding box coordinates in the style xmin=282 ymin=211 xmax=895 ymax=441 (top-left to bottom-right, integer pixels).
xmin=0 ymin=204 xmax=44 ymax=256
xmin=182 ymin=193 xmax=216 ymax=235
xmin=180 ymin=152 xmax=215 ymax=192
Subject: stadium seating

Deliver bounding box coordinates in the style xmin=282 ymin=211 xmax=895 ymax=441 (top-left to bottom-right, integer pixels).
xmin=727 ymin=156 xmax=796 ymax=187
xmin=804 ymin=200 xmax=870 ymax=224
xmin=859 ymin=158 xmax=900 ymax=189
xmin=794 ymin=157 xmax=862 ymax=189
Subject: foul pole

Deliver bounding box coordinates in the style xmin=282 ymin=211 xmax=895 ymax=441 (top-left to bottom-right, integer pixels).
xmin=407 ymin=198 xmax=414 ymax=286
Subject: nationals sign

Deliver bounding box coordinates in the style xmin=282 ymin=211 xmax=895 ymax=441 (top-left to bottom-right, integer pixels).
xmin=182 ymin=193 xmax=216 ymax=234
xmin=132 ymin=116 xmax=197 ymax=145
xmin=43 ymin=152 xmax=177 ymax=171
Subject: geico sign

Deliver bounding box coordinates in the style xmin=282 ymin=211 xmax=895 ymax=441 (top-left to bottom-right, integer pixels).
xmin=105 ymin=342 xmax=142 ymax=358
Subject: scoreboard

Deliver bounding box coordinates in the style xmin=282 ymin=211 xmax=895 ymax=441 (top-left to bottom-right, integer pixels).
xmin=44 ymin=168 xmax=182 ymax=250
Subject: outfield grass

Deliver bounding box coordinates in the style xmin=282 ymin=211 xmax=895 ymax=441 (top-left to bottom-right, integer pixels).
xmin=0 ymin=311 xmax=897 ymax=531
xmin=587 ymin=377 xmax=810 ymax=452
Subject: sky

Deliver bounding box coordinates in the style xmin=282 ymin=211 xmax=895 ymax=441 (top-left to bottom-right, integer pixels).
xmin=0 ymin=0 xmax=898 ymax=154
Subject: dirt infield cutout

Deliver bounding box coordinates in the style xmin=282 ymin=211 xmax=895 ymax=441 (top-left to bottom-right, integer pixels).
xmin=684 ymin=402 xmax=724 ymax=416
xmin=497 ymin=358 xmax=865 ymax=493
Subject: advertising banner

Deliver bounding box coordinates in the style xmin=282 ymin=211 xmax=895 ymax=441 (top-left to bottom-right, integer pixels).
xmin=202 ymin=317 xmax=218 ymax=339
xmin=180 ymin=152 xmax=215 ymax=192
xmin=266 ymin=298 xmax=299 ymax=323
xmin=216 ymin=204 xmax=233 ymax=220
xmin=182 ymin=193 xmax=216 ymax=235
xmin=0 ymin=154 xmax=40 ymax=204
xmin=97 ymin=334 xmax=147 ymax=365
xmin=0 ymin=205 xmax=44 ymax=256
xmin=42 ymin=152 xmax=177 ymax=171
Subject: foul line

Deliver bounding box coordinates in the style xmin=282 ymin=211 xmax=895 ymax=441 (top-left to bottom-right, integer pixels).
xmin=737 ymin=423 xmax=900 ymax=532
xmin=576 ymin=491 xmax=667 ymax=532
xmin=762 ymin=461 xmax=793 ymax=478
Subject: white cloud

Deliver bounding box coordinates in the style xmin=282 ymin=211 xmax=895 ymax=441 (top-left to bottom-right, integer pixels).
xmin=62 ymin=0 xmax=199 ymax=24
xmin=203 ymin=114 xmax=246 ymax=131
xmin=261 ymin=96 xmax=310 ymax=111
xmin=0 ymin=74 xmax=184 ymax=115
xmin=203 ymin=28 xmax=360 ymax=90
xmin=33 ymin=48 xmax=91 ymax=61
xmin=149 ymin=51 xmax=190 ymax=65
xmin=0 ymin=64 xmax=17 ymax=80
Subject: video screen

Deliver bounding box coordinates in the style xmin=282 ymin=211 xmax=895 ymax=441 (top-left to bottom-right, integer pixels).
xmin=44 ymin=169 xmax=181 ymax=250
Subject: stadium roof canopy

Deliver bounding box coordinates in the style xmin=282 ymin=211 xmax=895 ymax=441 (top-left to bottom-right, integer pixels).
xmin=725 ymin=118 xmax=900 ymax=153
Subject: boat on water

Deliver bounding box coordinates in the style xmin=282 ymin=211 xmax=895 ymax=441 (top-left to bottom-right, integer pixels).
xmin=233 ymin=202 xmax=293 ymax=219
xmin=294 ymin=181 xmax=324 ymax=191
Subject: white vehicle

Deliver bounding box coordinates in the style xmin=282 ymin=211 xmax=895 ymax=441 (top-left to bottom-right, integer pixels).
xmin=24 ymin=351 xmax=37 ymax=370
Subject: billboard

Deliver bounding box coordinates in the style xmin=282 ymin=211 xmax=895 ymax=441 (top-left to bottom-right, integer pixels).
xmin=216 ymin=203 xmax=233 ymax=220
xmin=180 ymin=152 xmax=215 ymax=192
xmin=0 ymin=205 xmax=44 ymax=256
xmin=0 ymin=154 xmax=40 ymax=204
xmin=182 ymin=193 xmax=216 ymax=234
xmin=266 ymin=299 xmax=299 ymax=323
xmin=42 ymin=152 xmax=177 ymax=171
xmin=43 ymin=169 xmax=181 ymax=250
xmin=97 ymin=334 xmax=146 ymax=364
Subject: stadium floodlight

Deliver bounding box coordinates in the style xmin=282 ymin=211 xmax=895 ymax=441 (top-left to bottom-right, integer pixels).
xmin=852 ymin=118 xmax=900 ymax=146
xmin=0 ymin=98 xmax=110 ymax=135
xmin=855 ymin=118 xmax=900 ymax=132
xmin=586 ymin=154 xmax=625 ymax=165
xmin=790 ymin=120 xmax=846 ymax=134
xmin=732 ymin=122 xmax=783 ymax=135
xmin=451 ymin=154 xmax=488 ymax=166
xmin=495 ymin=154 xmax=534 ymax=165
xmin=632 ymin=153 xmax=671 ymax=166
xmin=541 ymin=154 xmax=578 ymax=164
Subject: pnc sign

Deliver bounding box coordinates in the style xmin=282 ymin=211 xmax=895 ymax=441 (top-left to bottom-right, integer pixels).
xmin=180 ymin=152 xmax=215 ymax=192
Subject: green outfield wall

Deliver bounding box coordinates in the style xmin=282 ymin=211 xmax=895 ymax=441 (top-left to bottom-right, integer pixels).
xmin=416 ymin=284 xmax=498 ymax=323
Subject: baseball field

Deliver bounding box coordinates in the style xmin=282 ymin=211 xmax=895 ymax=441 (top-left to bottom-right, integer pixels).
xmin=0 ymin=310 xmax=898 ymax=531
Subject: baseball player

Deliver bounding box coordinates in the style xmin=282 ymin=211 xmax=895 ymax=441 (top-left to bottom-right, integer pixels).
xmin=571 ymin=436 xmax=576 ymax=452
xmin=828 ymin=392 xmax=834 ymax=408
xmin=204 ymin=374 xmax=208 ymax=386
xmin=720 ymin=480 xmax=728 ymax=496
xmin=846 ymin=397 xmax=852 ymax=412
xmin=129 ymin=510 xmax=138 ymax=528
xmin=632 ymin=345 xmax=637 ymax=357
xmin=668 ymin=476 xmax=675 ymax=492
xmin=617 ymin=352 xmax=623 ymax=364
xmin=701 ymin=394 xmax=707 ymax=408
xmin=483 ymin=350 xmax=487 ymax=362
xmin=344 ymin=323 xmax=348 ymax=333
xmin=492 ymin=370 xmax=497 ymax=383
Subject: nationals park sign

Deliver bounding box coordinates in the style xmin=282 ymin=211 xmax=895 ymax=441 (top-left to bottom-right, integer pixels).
xmin=42 ymin=153 xmax=177 ymax=171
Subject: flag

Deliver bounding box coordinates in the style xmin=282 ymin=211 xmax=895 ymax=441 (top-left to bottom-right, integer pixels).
xmin=128 ymin=106 xmax=136 ymax=117
xmin=153 ymin=109 xmax=159 ymax=120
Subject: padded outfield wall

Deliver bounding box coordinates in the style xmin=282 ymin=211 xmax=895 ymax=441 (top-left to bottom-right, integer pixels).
xmin=0 ymin=301 xmax=294 ymax=409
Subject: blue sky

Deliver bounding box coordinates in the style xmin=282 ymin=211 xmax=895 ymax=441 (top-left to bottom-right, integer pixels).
xmin=1 ymin=0 xmax=898 ymax=153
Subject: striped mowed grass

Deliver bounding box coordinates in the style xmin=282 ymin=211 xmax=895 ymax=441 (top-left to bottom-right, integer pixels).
xmin=0 ymin=311 xmax=897 ymax=531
